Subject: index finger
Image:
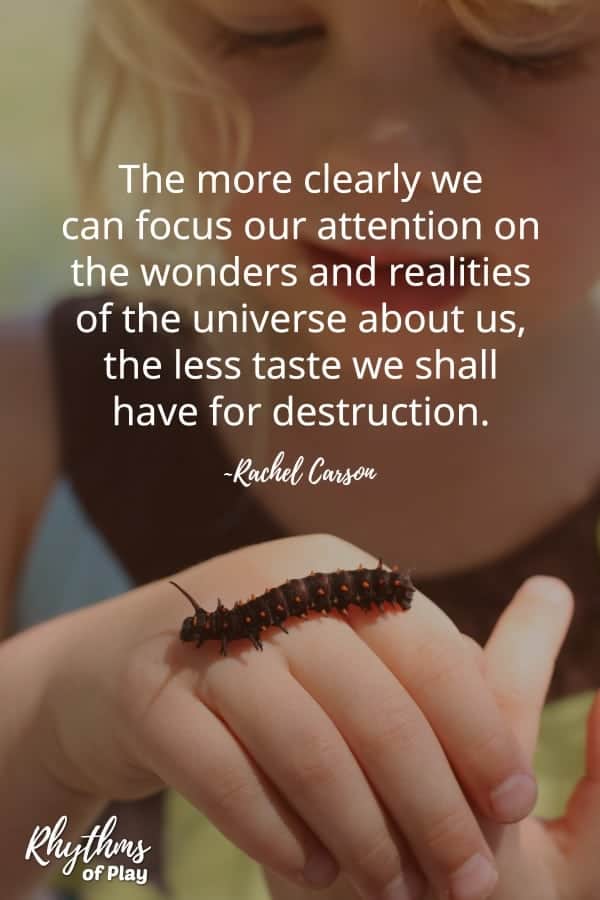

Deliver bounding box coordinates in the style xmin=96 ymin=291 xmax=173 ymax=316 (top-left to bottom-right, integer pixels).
xmin=484 ymin=575 xmax=574 ymax=758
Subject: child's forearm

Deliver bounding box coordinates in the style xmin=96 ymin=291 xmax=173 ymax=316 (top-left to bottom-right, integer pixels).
xmin=0 ymin=620 xmax=107 ymax=900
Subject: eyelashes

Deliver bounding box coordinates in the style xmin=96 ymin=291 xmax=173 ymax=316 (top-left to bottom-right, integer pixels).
xmin=460 ymin=38 xmax=585 ymax=82
xmin=213 ymin=21 xmax=584 ymax=84
xmin=222 ymin=24 xmax=325 ymax=54
xmin=216 ymin=23 xmax=325 ymax=58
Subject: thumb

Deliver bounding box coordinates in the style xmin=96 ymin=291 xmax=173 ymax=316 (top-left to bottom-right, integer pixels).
xmin=483 ymin=576 xmax=574 ymax=760
xmin=560 ymin=690 xmax=600 ymax=896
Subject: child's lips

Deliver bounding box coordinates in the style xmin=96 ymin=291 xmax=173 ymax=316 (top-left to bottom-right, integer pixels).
xmin=300 ymin=240 xmax=475 ymax=311
xmin=302 ymin=239 xmax=449 ymax=267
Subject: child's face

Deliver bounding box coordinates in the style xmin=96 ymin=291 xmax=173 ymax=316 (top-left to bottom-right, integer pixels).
xmin=188 ymin=1 xmax=600 ymax=359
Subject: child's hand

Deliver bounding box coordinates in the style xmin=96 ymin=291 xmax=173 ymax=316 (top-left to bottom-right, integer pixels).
xmin=264 ymin=576 xmax=599 ymax=900
xmin=43 ymin=534 xmax=538 ymax=900
xmin=465 ymin=575 xmax=600 ymax=900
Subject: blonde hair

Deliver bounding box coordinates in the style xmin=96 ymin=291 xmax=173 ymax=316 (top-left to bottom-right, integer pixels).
xmin=449 ymin=0 xmax=584 ymax=50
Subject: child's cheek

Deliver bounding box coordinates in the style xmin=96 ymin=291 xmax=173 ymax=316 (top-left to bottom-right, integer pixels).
xmin=504 ymin=151 xmax=600 ymax=318
xmin=222 ymin=127 xmax=320 ymax=274
xmin=477 ymin=90 xmax=600 ymax=311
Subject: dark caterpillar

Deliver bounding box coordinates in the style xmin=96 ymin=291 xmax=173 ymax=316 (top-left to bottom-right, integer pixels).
xmin=171 ymin=561 xmax=415 ymax=656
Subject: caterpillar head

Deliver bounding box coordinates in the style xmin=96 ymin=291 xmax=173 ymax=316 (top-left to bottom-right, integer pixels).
xmin=180 ymin=612 xmax=206 ymax=642
xmin=180 ymin=616 xmax=195 ymax=642
xmin=170 ymin=580 xmax=208 ymax=642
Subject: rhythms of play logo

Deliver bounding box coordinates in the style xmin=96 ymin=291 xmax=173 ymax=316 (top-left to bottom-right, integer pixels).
xmin=25 ymin=815 xmax=151 ymax=886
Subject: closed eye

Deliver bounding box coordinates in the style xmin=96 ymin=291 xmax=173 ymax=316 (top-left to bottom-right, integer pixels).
xmin=220 ymin=24 xmax=325 ymax=56
xmin=462 ymin=38 xmax=586 ymax=81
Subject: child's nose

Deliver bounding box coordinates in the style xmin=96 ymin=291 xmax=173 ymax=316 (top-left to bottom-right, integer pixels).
xmin=317 ymin=107 xmax=462 ymax=196
xmin=364 ymin=117 xmax=439 ymax=193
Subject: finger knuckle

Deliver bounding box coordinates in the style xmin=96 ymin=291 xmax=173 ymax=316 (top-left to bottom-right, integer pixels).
xmin=423 ymin=805 xmax=478 ymax=864
xmin=303 ymin=533 xmax=367 ymax=567
xmin=209 ymin=768 xmax=261 ymax=818
xmin=308 ymin=532 xmax=347 ymax=551
xmin=286 ymin=732 xmax=343 ymax=791
xmin=351 ymin=825 xmax=404 ymax=888
xmin=362 ymin=700 xmax=419 ymax=759
xmin=497 ymin=681 xmax=530 ymax=720
xmin=469 ymin=725 xmax=512 ymax=775
xmin=418 ymin=650 xmax=467 ymax=695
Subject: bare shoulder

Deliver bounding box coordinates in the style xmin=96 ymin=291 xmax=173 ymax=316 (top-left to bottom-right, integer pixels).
xmin=0 ymin=309 xmax=60 ymax=633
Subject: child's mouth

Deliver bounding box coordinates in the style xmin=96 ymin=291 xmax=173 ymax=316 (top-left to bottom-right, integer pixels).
xmin=301 ymin=240 xmax=477 ymax=312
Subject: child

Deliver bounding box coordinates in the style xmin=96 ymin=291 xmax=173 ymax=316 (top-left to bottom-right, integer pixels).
xmin=2 ymin=0 xmax=599 ymax=899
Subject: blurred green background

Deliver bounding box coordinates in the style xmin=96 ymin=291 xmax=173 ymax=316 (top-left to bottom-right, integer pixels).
xmin=1 ymin=0 xmax=83 ymax=312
